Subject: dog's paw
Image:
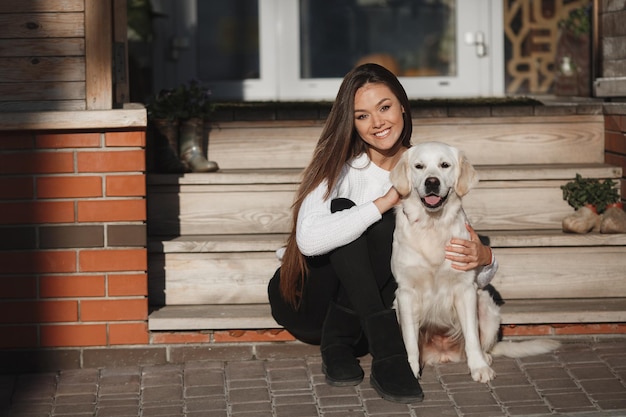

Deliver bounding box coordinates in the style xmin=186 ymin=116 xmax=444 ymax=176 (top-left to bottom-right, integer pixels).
xmin=484 ymin=352 xmax=493 ymax=366
xmin=470 ymin=366 xmax=496 ymax=383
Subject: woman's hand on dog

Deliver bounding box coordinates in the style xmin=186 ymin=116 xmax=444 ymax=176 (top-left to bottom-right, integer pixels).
xmin=445 ymin=224 xmax=493 ymax=270
xmin=374 ymin=186 xmax=401 ymax=214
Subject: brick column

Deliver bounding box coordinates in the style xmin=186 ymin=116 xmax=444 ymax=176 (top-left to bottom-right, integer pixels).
xmin=0 ymin=127 xmax=147 ymax=371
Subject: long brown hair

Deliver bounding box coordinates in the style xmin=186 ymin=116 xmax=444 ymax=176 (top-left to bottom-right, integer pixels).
xmin=279 ymin=63 xmax=413 ymax=308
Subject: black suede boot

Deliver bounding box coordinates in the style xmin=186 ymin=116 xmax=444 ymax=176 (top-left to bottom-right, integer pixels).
xmin=363 ymin=309 xmax=424 ymax=403
xmin=320 ymin=302 xmax=365 ymax=386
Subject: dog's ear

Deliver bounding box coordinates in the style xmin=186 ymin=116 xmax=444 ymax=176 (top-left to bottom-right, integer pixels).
xmin=390 ymin=151 xmax=412 ymax=196
xmin=455 ymin=152 xmax=478 ymax=197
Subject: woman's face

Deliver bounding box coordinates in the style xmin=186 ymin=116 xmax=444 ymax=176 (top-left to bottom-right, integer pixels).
xmin=353 ymin=82 xmax=405 ymax=158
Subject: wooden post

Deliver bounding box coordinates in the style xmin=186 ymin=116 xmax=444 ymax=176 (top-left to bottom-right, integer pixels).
xmin=85 ymin=0 xmax=113 ymax=110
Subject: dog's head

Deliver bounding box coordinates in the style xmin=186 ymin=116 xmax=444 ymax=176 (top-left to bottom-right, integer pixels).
xmin=390 ymin=142 xmax=478 ymax=212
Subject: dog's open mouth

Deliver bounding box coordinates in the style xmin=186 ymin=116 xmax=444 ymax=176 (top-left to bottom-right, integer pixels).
xmin=421 ymin=193 xmax=448 ymax=209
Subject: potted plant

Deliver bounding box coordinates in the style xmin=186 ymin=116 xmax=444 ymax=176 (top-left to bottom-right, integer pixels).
xmin=146 ymin=80 xmax=219 ymax=173
xmin=561 ymin=174 xmax=624 ymax=233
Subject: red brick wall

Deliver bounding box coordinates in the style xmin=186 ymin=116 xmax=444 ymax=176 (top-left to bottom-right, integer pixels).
xmin=0 ymin=129 xmax=148 ymax=350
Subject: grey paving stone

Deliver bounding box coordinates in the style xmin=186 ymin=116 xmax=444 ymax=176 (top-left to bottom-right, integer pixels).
xmin=542 ymin=391 xmax=595 ymax=409
xmin=487 ymin=373 xmax=530 ymax=387
xmin=142 ymin=372 xmax=182 ymax=386
xmin=322 ymin=410 xmax=367 ymax=417
xmin=269 ymin=379 xmax=312 ymax=391
xmin=184 ymin=385 xmax=225 ymax=398
xmin=457 ymin=404 xmax=505 ymax=416
xmin=450 ymin=390 xmax=499 ymax=407
xmin=141 ymin=385 xmax=183 ymax=403
xmin=568 ymin=364 xmax=615 ymax=380
xmin=532 ymin=378 xmax=580 ymax=391
xmin=494 ymin=385 xmax=543 ymax=403
xmin=55 ymin=383 xmax=97 ymax=395
xmin=524 ymin=365 xmax=571 ymax=380
xmin=266 ymin=367 xmax=309 ymax=383
xmin=52 ymin=403 xmax=95 ymax=414
xmin=409 ymin=404 xmax=460 ymax=417
xmin=272 ymin=392 xmax=316 ymax=406
xmin=578 ymin=378 xmax=626 ymax=394
xmin=169 ymin=345 xmax=254 ymax=363
xmin=53 ymin=393 xmax=96 ymax=404
xmin=230 ymin=400 xmax=272 ymax=414
xmin=317 ymin=394 xmax=362 ymax=408
xmin=186 ymin=411 xmax=228 ymax=417
xmin=255 ymin=342 xmax=319 ymax=360
xmin=141 ymin=403 xmax=184 ymax=416
xmin=228 ymin=387 xmax=270 ymax=403
xmin=273 ymin=403 xmax=319 ymax=417
xmin=362 ymin=397 xmax=413 ymax=414
xmin=312 ymin=383 xmax=358 ymax=398
xmin=95 ymin=405 xmax=140 ymax=417
xmin=184 ymin=397 xmax=227 ymax=412
xmin=505 ymin=403 xmax=553 ymax=416
xmin=184 ymin=369 xmax=225 ymax=386
xmin=225 ymin=361 xmax=266 ymax=380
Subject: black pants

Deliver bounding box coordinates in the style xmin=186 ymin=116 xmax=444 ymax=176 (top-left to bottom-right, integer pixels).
xmin=267 ymin=198 xmax=397 ymax=345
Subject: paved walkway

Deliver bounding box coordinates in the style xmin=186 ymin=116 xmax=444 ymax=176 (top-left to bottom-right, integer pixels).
xmin=1 ymin=337 xmax=625 ymax=417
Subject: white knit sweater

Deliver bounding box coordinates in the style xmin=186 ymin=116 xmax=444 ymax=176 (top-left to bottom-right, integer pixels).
xmin=291 ymin=153 xmax=497 ymax=287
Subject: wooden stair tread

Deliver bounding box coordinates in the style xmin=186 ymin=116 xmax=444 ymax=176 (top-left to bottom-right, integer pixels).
xmin=149 ymin=231 xmax=626 ymax=253
xmin=148 ymin=298 xmax=626 ymax=331
xmin=147 ymin=163 xmax=621 ymax=186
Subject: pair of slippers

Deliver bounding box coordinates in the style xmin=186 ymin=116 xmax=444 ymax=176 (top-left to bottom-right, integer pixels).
xmin=562 ymin=205 xmax=626 ymax=234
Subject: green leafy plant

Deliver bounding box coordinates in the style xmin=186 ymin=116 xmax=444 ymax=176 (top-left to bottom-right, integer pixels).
xmin=561 ymin=173 xmax=620 ymax=213
xmin=146 ymin=80 xmax=213 ymax=121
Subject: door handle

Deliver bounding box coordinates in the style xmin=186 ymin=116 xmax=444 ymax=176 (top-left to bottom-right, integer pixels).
xmin=464 ymin=31 xmax=487 ymax=58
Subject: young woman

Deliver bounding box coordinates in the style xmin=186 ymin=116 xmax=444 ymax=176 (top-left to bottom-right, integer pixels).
xmin=267 ymin=63 xmax=497 ymax=403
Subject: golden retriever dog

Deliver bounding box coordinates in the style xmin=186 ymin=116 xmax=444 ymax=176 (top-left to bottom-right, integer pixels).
xmin=390 ymin=142 xmax=559 ymax=383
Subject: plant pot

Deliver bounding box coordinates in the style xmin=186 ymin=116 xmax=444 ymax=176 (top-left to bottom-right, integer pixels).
xmin=605 ymin=202 xmax=623 ymax=210
xmin=583 ymin=203 xmax=597 ymax=214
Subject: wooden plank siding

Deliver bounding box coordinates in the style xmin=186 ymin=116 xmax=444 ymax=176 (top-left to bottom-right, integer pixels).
xmin=0 ymin=0 xmax=118 ymax=112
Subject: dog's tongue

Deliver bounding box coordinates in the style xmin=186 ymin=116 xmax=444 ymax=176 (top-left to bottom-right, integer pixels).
xmin=425 ymin=195 xmax=442 ymax=206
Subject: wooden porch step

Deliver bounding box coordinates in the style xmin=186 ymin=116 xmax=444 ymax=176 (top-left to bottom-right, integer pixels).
xmin=148 ymin=298 xmax=626 ymax=331
xmin=148 ymin=231 xmax=626 ymax=305
xmin=207 ymin=115 xmax=606 ymax=169
xmin=149 ymin=230 xmax=626 ymax=253
xmin=146 ymin=163 xmax=622 ymax=236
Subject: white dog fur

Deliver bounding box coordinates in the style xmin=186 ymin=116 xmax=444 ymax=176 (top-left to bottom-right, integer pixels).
xmin=390 ymin=142 xmax=559 ymax=383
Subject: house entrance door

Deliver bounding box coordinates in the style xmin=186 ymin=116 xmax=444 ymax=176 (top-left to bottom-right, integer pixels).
xmin=151 ymin=0 xmax=503 ymax=100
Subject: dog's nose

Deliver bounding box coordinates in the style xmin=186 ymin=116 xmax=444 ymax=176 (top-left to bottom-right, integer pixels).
xmin=425 ymin=177 xmax=440 ymax=194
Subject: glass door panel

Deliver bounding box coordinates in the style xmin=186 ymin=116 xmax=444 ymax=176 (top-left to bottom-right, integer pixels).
xmin=278 ymin=0 xmax=502 ymax=100
xmin=152 ymin=0 xmax=502 ymax=101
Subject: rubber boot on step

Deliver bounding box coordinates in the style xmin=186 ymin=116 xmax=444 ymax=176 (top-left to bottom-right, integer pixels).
xmin=320 ymin=302 xmax=365 ymax=386
xmin=179 ymin=118 xmax=219 ymax=172
xmin=363 ymin=309 xmax=424 ymax=403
